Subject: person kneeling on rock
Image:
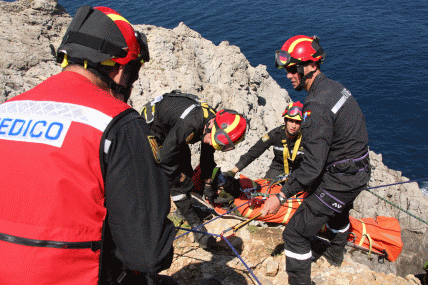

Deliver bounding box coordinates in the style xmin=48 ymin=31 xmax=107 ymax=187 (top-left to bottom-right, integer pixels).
xmin=141 ymin=90 xmax=247 ymax=250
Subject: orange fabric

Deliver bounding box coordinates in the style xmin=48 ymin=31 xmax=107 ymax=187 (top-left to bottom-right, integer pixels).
xmin=213 ymin=176 xmax=306 ymax=225
xmin=349 ymin=216 xmax=403 ymax=262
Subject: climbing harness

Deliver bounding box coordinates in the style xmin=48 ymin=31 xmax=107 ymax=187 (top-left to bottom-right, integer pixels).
xmin=282 ymin=133 xmax=302 ymax=175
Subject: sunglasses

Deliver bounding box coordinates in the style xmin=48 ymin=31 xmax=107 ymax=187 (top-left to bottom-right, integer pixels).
xmin=285 ymin=66 xmax=298 ymax=74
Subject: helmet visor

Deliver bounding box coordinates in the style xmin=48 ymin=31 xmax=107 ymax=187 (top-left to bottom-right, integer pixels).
xmin=284 ymin=106 xmax=303 ymax=120
xmin=275 ymin=50 xmax=291 ymax=69
xmin=213 ymin=120 xmax=236 ymax=152
xmin=135 ymin=31 xmax=150 ymax=63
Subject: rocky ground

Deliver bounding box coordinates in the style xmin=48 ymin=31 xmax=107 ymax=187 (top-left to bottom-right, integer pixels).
xmin=163 ymin=206 xmax=423 ymax=285
xmin=1 ymin=1 xmax=427 ymax=284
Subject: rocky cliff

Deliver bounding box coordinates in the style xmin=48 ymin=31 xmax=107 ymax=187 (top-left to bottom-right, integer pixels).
xmin=1 ymin=1 xmax=427 ymax=284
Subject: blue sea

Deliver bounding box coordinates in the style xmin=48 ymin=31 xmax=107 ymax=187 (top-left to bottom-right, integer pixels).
xmin=57 ymin=0 xmax=428 ymax=194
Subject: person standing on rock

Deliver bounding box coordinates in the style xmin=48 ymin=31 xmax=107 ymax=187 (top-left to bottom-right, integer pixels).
xmin=141 ymin=90 xmax=247 ymax=250
xmin=0 ymin=6 xmax=178 ymax=285
xmin=260 ymin=35 xmax=371 ymax=285
xmin=225 ymin=101 xmax=305 ymax=180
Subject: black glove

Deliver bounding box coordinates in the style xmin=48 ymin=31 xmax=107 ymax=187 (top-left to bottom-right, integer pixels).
xmin=171 ymin=175 xmax=194 ymax=194
xmin=220 ymin=175 xmax=241 ymax=198
xmin=203 ymin=182 xmax=217 ymax=205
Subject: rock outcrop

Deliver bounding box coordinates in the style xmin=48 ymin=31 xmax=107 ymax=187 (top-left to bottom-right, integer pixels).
xmin=1 ymin=1 xmax=427 ymax=284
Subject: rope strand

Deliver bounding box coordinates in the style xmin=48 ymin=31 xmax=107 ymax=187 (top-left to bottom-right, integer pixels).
xmin=365 ymin=178 xmax=428 ymax=226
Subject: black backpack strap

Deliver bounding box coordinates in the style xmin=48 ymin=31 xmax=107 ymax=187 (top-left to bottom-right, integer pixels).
xmin=166 ymin=90 xmax=216 ymax=119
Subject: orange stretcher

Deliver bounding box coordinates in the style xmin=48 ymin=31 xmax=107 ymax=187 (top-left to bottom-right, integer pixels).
xmin=191 ymin=168 xmax=403 ymax=262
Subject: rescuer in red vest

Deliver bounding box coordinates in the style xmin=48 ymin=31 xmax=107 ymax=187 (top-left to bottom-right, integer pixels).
xmin=0 ymin=6 xmax=177 ymax=285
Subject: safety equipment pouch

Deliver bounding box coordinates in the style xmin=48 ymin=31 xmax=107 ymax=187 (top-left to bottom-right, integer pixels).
xmin=314 ymin=188 xmax=345 ymax=213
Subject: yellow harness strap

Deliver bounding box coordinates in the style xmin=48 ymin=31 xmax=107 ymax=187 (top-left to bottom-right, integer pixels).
xmin=282 ymin=132 xmax=302 ymax=174
xmin=282 ymin=139 xmax=290 ymax=175
xmin=357 ymin=219 xmax=373 ymax=257
xmin=201 ymin=102 xmax=216 ymax=119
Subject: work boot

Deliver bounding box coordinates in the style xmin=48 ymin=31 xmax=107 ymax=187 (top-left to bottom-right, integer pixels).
xmin=322 ymin=245 xmax=345 ymax=267
xmin=175 ymin=199 xmax=216 ymax=250
xmin=323 ymin=230 xmax=348 ymax=267
xmin=189 ymin=222 xmax=216 ymax=250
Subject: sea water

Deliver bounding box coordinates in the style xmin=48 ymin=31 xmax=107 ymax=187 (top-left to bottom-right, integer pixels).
xmin=58 ymin=0 xmax=428 ymax=194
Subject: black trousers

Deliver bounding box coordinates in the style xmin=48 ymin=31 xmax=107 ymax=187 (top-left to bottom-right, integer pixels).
xmin=283 ymin=185 xmax=364 ymax=284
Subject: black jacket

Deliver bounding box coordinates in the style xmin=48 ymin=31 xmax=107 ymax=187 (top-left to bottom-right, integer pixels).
xmin=147 ymin=93 xmax=216 ymax=183
xmin=235 ymin=125 xmax=304 ymax=174
xmin=102 ymin=110 xmax=175 ymax=277
xmin=285 ymin=72 xmax=370 ymax=195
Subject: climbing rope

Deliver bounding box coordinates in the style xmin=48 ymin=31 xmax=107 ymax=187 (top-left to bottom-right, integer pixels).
xmin=174 ymin=201 xmax=252 ymax=240
xmin=174 ymin=227 xmax=263 ymax=285
xmin=174 ymin=200 xmax=263 ymax=285
xmin=365 ymin=178 xmax=428 ymax=226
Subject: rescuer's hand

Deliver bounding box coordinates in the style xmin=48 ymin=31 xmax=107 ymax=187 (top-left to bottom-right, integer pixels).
xmin=260 ymin=194 xmax=282 ymax=218
xmin=203 ymin=182 xmax=217 ymax=205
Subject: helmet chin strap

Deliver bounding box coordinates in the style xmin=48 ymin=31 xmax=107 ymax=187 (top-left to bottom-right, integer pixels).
xmin=89 ymin=67 xmax=133 ymax=102
xmin=295 ymin=65 xmax=317 ymax=91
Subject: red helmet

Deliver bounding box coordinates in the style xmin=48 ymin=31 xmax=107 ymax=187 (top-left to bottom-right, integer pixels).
xmin=282 ymin=101 xmax=303 ymax=121
xmin=57 ymin=5 xmax=149 ymax=67
xmin=275 ymin=35 xmax=326 ymax=68
xmin=211 ymin=110 xmax=247 ymax=152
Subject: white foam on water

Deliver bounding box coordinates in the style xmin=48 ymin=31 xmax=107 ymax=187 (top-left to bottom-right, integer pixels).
xmin=421 ymin=181 xmax=428 ymax=196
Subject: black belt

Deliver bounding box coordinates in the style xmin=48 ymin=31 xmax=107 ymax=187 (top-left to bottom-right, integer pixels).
xmin=326 ymin=152 xmax=370 ymax=174
xmin=0 ymin=231 xmax=101 ymax=251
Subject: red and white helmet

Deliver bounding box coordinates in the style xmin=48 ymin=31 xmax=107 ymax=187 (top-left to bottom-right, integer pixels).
xmin=211 ymin=110 xmax=247 ymax=152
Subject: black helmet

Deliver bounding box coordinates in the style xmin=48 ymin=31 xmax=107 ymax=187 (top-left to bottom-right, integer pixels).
xmin=57 ymin=5 xmax=149 ymax=68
